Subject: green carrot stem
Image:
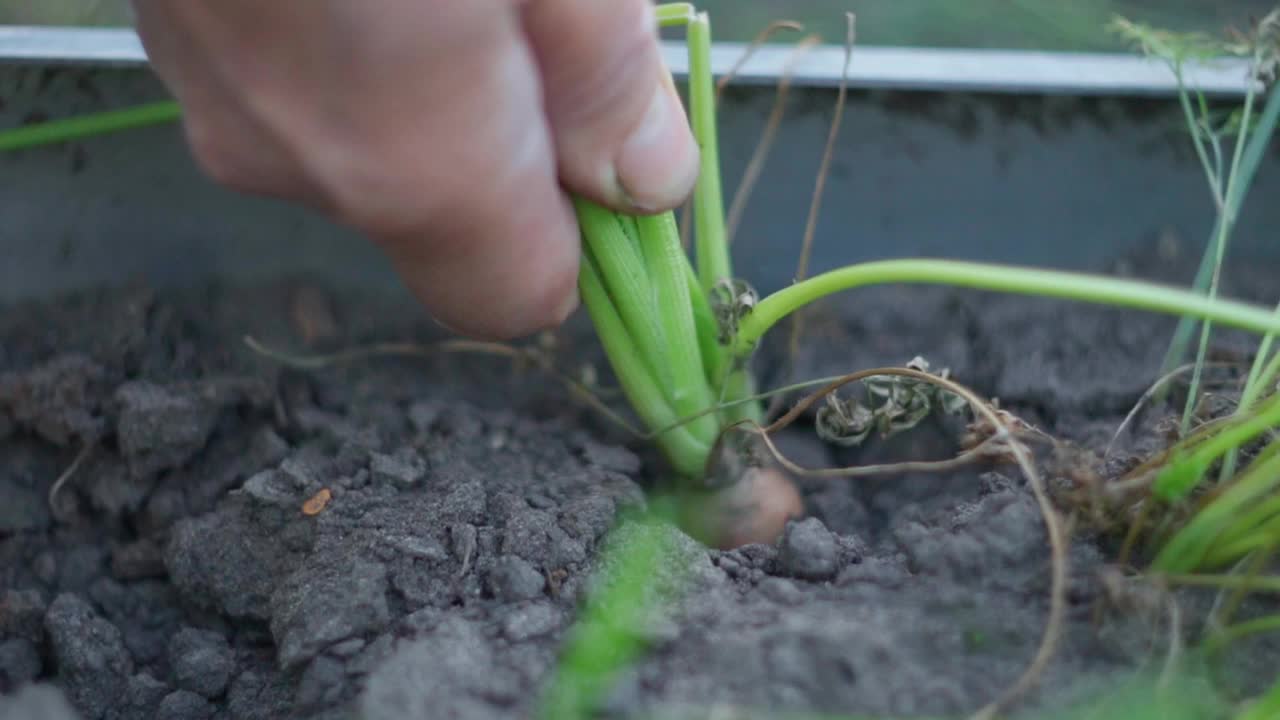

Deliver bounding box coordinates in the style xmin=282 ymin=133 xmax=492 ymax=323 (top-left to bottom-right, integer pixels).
xmin=575 ymin=199 xmax=672 ymax=390
xmin=684 ymin=258 xmax=726 ymax=387
xmin=1161 ymin=572 xmax=1280 ymax=594
xmin=1203 ymin=527 xmax=1280 ymax=570
xmin=1154 ymin=442 xmax=1280 ymax=572
xmin=1221 ymin=301 xmax=1280 ymax=480
xmin=1180 ymin=63 xmax=1265 ymax=436
xmin=635 ymin=212 xmax=720 ymax=443
xmin=0 ymin=101 xmax=181 ymax=151
xmin=687 ymin=11 xmax=731 ymax=292
xmin=1206 ymin=615 xmax=1280 ymax=658
xmin=732 ymin=259 xmax=1280 ymax=356
xmin=655 ymin=2 xmax=695 ymax=26
xmin=719 ymin=363 xmax=763 ymax=426
xmin=579 ymin=254 xmax=709 ymax=477
xmin=1153 ymin=396 xmax=1280 ymax=502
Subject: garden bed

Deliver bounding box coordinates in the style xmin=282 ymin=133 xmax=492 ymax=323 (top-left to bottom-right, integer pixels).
xmin=2 ymin=240 xmax=1277 ymax=720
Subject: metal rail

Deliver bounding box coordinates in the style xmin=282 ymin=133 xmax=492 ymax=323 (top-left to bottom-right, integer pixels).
xmin=0 ymin=25 xmax=1257 ymax=97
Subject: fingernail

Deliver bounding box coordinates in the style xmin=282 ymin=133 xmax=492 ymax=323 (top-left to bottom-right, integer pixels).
xmin=614 ymin=80 xmax=699 ymax=212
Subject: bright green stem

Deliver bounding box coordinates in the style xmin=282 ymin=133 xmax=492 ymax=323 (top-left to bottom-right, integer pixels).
xmin=1153 ymin=435 xmax=1280 ymax=572
xmin=1153 ymin=397 xmax=1280 ymax=501
xmin=1244 ymin=324 xmax=1280 ymax=405
xmin=578 ymin=256 xmax=709 ymax=477
xmin=1158 ymin=218 xmax=1220 ymax=379
xmin=1209 ymin=615 xmax=1280 ymax=657
xmin=1161 ymin=76 xmax=1280 ymax=384
xmin=575 ymin=199 xmax=672 ymax=390
xmin=684 ymin=261 xmax=726 ymax=386
xmin=1220 ymin=300 xmax=1280 ymax=481
xmin=1161 ymin=573 xmax=1280 ymax=594
xmin=687 ymin=11 xmax=731 ymax=292
xmin=1204 ymin=521 xmax=1280 ymax=569
xmin=719 ymin=364 xmax=763 ymax=426
xmin=731 ymin=259 xmax=1280 ymax=356
xmin=538 ymin=513 xmax=682 ymax=720
xmin=636 ymin=212 xmax=721 ymax=443
xmin=0 ymin=101 xmax=181 ymax=151
xmin=655 ymin=2 xmax=695 ymax=26
xmin=1180 ymin=68 xmax=1263 ymax=435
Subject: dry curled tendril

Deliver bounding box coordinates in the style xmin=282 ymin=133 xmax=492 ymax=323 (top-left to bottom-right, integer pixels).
xmin=710 ymin=277 xmax=759 ymax=343
xmin=815 ymin=356 xmax=968 ymax=446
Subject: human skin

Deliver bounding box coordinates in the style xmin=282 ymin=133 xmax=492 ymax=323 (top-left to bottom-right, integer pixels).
xmin=129 ymin=0 xmax=700 ymax=340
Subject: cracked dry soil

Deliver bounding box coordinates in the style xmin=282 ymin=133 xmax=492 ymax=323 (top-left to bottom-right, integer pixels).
xmin=2 ymin=247 xmax=1278 ymax=720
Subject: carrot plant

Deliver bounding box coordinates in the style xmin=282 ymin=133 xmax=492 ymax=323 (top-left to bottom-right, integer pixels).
xmin=570 ymin=3 xmax=1280 ymax=547
xmin=7 ymin=9 xmax=1280 ymax=718
xmin=1109 ymin=12 xmax=1280 ymax=438
xmin=544 ymin=8 xmax=1280 ymax=718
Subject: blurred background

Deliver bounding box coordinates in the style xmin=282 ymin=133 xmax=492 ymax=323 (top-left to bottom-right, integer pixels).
xmin=1 ymin=0 xmax=1273 ymax=52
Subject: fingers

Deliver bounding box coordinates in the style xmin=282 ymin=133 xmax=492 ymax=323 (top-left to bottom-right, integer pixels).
xmin=313 ymin=1 xmax=583 ymax=339
xmin=521 ymin=0 xmax=700 ymax=212
xmin=131 ymin=1 xmax=308 ymax=200
xmin=130 ymin=0 xmax=582 ymax=340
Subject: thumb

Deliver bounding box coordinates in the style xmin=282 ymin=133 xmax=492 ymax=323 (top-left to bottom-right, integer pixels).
xmin=521 ymin=0 xmax=700 ymax=213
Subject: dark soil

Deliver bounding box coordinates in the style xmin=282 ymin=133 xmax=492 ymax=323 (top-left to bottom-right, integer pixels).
xmin=1 ymin=246 xmax=1278 ymax=720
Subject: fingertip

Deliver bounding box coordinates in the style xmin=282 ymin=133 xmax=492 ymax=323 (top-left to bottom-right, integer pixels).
xmin=392 ymin=198 xmax=583 ymax=342
xmin=522 ymin=0 xmax=699 ymax=215
xmin=613 ymin=75 xmax=700 ymax=212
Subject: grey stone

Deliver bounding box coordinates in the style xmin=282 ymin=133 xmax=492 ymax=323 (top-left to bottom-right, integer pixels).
xmin=0 ymin=638 xmax=41 ymax=692
xmin=776 ymin=518 xmax=839 ymax=581
xmin=358 ymin=619 xmax=507 ymax=720
xmin=369 ymin=449 xmax=426 ymax=488
xmin=115 ymin=673 xmax=169 ymax=720
xmin=114 ymin=381 xmax=219 ymax=478
xmin=269 ymin=554 xmax=390 ymax=669
xmin=168 ymin=628 xmax=235 ymax=698
xmin=500 ymin=603 xmax=562 ymax=642
xmin=155 ymin=690 xmax=214 ymax=720
xmin=296 ymin=655 xmax=347 ymax=710
xmin=43 ymin=594 xmax=133 ymax=719
xmin=485 ymin=556 xmax=545 ymax=602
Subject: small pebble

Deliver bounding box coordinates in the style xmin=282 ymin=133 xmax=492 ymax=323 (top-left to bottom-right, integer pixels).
xmin=485 ymin=556 xmax=545 ymax=602
xmin=369 ymin=450 xmax=426 ymax=488
xmin=327 ymin=638 xmax=366 ymax=658
xmin=776 ymin=518 xmax=839 ymax=581
xmin=295 ymin=655 xmax=345 ymax=709
xmin=169 ymin=628 xmax=235 ymax=698
xmin=500 ymin=603 xmax=562 ymax=642
xmin=384 ymin=535 xmax=448 ymax=562
xmin=157 ymin=689 xmax=214 ymax=720
xmin=0 ymin=638 xmax=41 ymax=690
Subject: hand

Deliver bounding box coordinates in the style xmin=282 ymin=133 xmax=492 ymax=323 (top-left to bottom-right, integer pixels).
xmin=129 ymin=0 xmax=700 ymax=339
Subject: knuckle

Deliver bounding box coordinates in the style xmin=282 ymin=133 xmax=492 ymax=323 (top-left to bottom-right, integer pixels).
xmin=311 ymin=149 xmax=444 ymax=240
xmin=540 ymin=2 xmax=658 ymax=131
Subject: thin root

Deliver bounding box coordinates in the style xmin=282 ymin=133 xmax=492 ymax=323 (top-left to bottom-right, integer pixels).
xmin=242 ymin=335 xmax=644 ymax=438
xmin=1107 ymin=360 xmax=1241 ymax=458
xmin=48 ymin=441 xmax=94 ymax=515
xmin=757 ymin=432 xmax=1018 ymax=479
xmin=715 ymin=20 xmax=806 ymax=100
xmin=1159 ymin=594 xmax=1185 ymax=690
